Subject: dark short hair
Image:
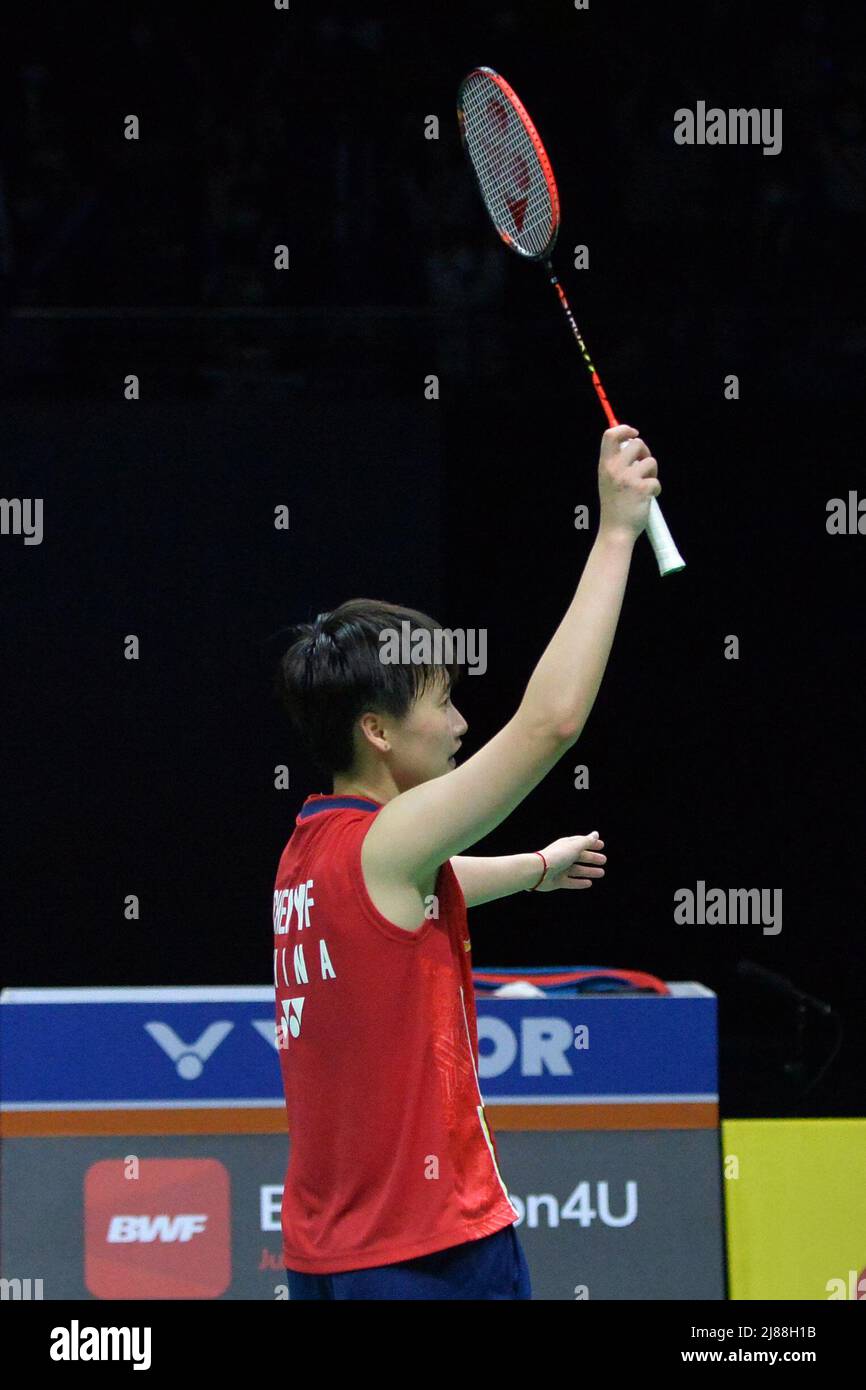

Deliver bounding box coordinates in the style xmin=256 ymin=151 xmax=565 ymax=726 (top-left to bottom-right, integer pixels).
xmin=276 ymin=598 xmax=461 ymax=778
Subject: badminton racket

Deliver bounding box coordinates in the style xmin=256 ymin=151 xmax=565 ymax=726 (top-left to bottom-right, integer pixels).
xmin=457 ymin=65 xmax=685 ymax=576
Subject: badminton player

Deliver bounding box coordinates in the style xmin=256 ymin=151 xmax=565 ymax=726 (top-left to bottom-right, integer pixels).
xmin=273 ymin=422 xmax=660 ymax=1299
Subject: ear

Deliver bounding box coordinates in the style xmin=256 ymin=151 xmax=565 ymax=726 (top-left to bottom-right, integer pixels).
xmin=357 ymin=710 xmax=390 ymax=753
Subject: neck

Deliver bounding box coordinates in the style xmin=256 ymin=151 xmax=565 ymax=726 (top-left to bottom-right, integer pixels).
xmin=331 ymin=770 xmax=399 ymax=804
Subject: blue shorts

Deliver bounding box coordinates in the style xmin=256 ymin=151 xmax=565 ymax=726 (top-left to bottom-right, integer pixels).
xmin=285 ymin=1222 xmax=531 ymax=1300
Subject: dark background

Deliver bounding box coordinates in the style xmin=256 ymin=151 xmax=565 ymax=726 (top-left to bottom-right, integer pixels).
xmin=1 ymin=0 xmax=863 ymax=1117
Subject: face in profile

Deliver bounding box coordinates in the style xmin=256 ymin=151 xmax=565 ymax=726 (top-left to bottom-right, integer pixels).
xmin=382 ymin=674 xmax=468 ymax=791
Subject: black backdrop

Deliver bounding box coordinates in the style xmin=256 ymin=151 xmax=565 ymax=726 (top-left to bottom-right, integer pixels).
xmin=1 ymin=0 xmax=863 ymax=1117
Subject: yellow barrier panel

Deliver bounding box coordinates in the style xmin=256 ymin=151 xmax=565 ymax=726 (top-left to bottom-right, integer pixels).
xmin=722 ymin=1119 xmax=866 ymax=1300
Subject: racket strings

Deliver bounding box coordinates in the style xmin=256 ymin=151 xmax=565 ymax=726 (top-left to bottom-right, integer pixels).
xmin=460 ymin=73 xmax=556 ymax=257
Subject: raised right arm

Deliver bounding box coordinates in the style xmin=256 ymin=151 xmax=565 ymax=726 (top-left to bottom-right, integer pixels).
xmin=363 ymin=424 xmax=660 ymax=886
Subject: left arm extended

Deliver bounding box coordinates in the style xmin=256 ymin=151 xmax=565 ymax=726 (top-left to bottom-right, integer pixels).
xmin=451 ymin=835 xmax=606 ymax=907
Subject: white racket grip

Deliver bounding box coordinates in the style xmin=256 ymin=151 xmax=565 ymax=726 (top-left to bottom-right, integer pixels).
xmin=646 ymin=497 xmax=685 ymax=576
xmin=618 ymin=437 xmax=685 ymax=576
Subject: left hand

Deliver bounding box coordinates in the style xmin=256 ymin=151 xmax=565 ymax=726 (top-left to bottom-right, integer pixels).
xmin=533 ymin=833 xmax=606 ymax=891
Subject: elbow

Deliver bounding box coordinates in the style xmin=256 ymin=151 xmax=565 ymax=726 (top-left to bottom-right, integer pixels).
xmin=554 ymin=719 xmax=581 ymax=745
xmin=516 ymin=703 xmax=581 ymax=747
xmin=547 ymin=705 xmax=584 ymax=743
xmin=539 ymin=711 xmax=582 ymax=744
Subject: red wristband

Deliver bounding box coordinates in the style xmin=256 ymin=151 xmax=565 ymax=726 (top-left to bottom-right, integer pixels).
xmin=527 ymin=850 xmax=548 ymax=891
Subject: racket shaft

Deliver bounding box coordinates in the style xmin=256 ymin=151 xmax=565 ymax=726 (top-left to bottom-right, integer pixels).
xmin=546 ymin=264 xmax=685 ymax=576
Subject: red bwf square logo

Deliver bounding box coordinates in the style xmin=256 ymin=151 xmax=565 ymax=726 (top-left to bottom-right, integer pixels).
xmin=85 ymin=1157 xmax=231 ymax=1299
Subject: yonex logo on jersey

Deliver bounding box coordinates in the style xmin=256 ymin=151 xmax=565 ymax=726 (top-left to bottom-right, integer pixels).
xmin=278 ymin=996 xmax=305 ymax=1047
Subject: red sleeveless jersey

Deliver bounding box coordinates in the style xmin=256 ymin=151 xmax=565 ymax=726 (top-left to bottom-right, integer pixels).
xmin=272 ymin=792 xmax=517 ymax=1273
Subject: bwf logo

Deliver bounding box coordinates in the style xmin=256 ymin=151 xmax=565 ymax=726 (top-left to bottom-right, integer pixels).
xmin=85 ymin=1159 xmax=230 ymax=1299
xmin=674 ymin=102 xmax=782 ymax=156
xmin=107 ymin=1215 xmax=208 ymax=1243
